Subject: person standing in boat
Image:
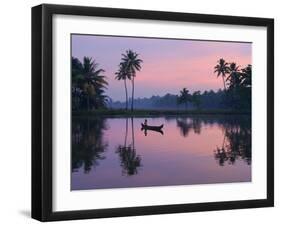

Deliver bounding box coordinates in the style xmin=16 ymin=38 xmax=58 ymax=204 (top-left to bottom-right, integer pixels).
xmin=144 ymin=119 xmax=147 ymax=126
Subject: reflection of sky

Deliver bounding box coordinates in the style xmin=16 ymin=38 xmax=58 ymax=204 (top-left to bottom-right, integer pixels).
xmin=72 ymin=117 xmax=251 ymax=190
xmin=72 ymin=35 xmax=252 ymax=101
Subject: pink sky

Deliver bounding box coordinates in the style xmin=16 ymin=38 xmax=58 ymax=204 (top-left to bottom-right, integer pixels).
xmin=72 ymin=35 xmax=252 ymax=101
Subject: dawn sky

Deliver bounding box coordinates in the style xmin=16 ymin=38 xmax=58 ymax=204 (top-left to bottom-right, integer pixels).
xmin=72 ymin=34 xmax=251 ymax=102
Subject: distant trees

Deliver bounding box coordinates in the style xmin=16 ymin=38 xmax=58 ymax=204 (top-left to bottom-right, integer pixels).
xmin=191 ymin=91 xmax=201 ymax=109
xmin=72 ymin=57 xmax=108 ymax=111
xmin=111 ymin=90 xmax=225 ymax=110
xmin=177 ymin=88 xmax=191 ymax=109
xmin=115 ymin=50 xmax=143 ymax=111
xmin=177 ymin=89 xmax=202 ymax=110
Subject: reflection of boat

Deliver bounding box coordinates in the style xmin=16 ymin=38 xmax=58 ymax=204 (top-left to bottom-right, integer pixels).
xmin=141 ymin=123 xmax=164 ymax=131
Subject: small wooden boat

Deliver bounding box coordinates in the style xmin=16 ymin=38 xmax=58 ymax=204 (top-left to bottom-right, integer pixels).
xmin=141 ymin=123 xmax=164 ymax=131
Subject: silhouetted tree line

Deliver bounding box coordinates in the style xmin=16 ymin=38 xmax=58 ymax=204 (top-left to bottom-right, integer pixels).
xmin=110 ymin=90 xmax=225 ymax=110
xmin=72 ymin=54 xmax=251 ymax=112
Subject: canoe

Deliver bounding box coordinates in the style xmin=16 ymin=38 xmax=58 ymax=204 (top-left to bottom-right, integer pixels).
xmin=141 ymin=123 xmax=164 ymax=131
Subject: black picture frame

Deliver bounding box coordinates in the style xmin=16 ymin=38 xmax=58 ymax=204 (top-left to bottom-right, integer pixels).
xmin=32 ymin=3 xmax=274 ymax=222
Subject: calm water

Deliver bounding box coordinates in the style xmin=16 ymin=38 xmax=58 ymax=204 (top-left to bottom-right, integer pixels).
xmin=71 ymin=115 xmax=251 ymax=190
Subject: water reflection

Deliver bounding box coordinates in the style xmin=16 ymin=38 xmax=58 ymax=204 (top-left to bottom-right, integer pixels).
xmin=176 ymin=117 xmax=202 ymax=136
xmin=115 ymin=118 xmax=142 ymax=176
xmin=72 ymin=117 xmax=108 ymax=173
xmin=214 ymin=116 xmax=251 ymax=166
xmin=72 ymin=115 xmax=251 ymax=190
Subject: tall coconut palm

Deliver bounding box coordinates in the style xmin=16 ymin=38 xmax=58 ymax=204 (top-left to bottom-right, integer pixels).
xmin=81 ymin=57 xmax=108 ymax=110
xmin=115 ymin=62 xmax=129 ymax=110
xmin=214 ymin=58 xmax=229 ymax=90
xmin=121 ymin=50 xmax=143 ymax=111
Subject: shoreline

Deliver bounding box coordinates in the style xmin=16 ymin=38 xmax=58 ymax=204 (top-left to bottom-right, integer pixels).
xmin=73 ymin=109 xmax=251 ymax=117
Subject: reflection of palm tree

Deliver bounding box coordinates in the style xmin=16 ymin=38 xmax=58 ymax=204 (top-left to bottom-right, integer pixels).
xmin=176 ymin=118 xmax=192 ymax=137
xmin=176 ymin=117 xmax=202 ymax=137
xmin=115 ymin=117 xmax=142 ymax=176
xmin=72 ymin=117 xmax=108 ymax=173
xmin=192 ymin=118 xmax=202 ymax=134
xmin=131 ymin=117 xmax=135 ymax=148
xmin=214 ymin=147 xmax=228 ymax=166
xmin=214 ymin=117 xmax=251 ymax=166
xmin=116 ymin=145 xmax=141 ymax=176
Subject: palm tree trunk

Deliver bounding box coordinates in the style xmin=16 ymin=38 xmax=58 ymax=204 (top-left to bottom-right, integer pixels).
xmin=124 ymin=79 xmax=128 ymax=110
xmin=131 ymin=77 xmax=135 ymax=111
xmin=222 ymin=76 xmax=226 ymax=90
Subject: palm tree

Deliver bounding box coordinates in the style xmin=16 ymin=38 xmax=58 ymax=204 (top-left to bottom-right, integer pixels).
xmin=227 ymin=62 xmax=241 ymax=89
xmin=81 ymin=57 xmax=108 ymax=110
xmin=214 ymin=58 xmax=229 ymax=90
xmin=240 ymin=64 xmax=252 ymax=88
xmin=115 ymin=63 xmax=129 ymax=110
xmin=178 ymin=88 xmax=190 ymax=109
xmin=121 ymin=50 xmax=143 ymax=111
xmin=72 ymin=57 xmax=84 ymax=110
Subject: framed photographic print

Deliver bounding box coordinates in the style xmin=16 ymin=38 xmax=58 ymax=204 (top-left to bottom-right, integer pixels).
xmin=32 ymin=4 xmax=274 ymax=221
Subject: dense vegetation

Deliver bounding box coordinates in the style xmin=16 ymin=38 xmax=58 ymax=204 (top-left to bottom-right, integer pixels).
xmin=110 ymin=90 xmax=225 ymax=110
xmin=72 ymin=52 xmax=251 ymax=113
xmin=72 ymin=57 xmax=108 ymax=111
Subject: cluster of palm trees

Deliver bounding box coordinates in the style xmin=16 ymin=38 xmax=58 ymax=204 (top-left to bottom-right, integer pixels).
xmin=177 ymin=88 xmax=202 ymax=109
xmin=72 ymin=57 xmax=108 ymax=111
xmin=214 ymin=58 xmax=251 ymax=91
xmin=115 ymin=50 xmax=143 ymax=111
xmin=214 ymin=58 xmax=252 ymax=109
